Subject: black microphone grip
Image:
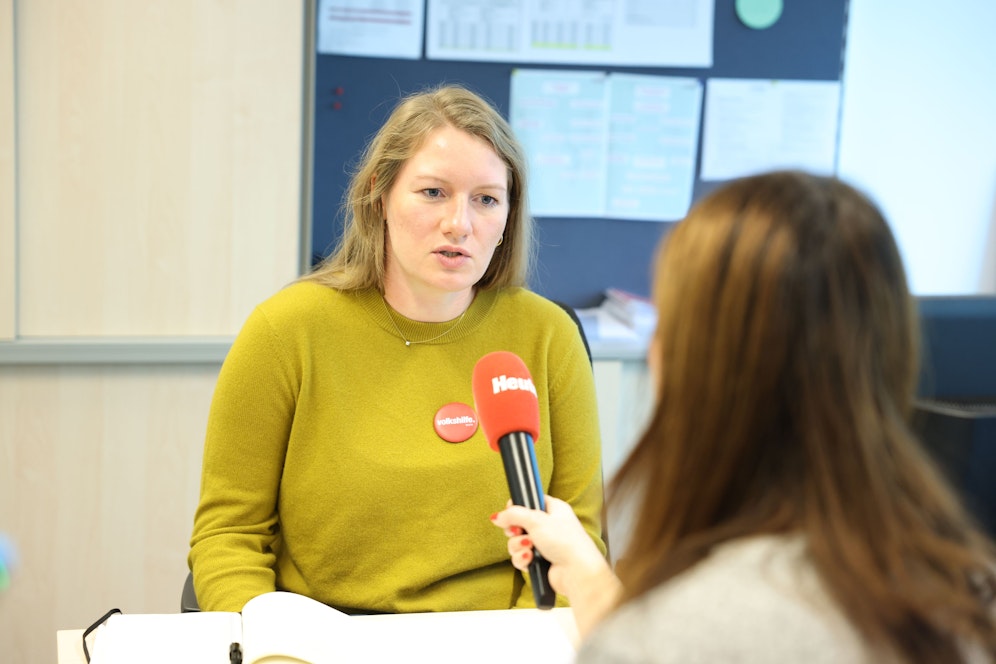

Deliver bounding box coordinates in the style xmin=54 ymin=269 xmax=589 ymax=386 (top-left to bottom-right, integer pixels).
xmin=498 ymin=431 xmax=556 ymax=610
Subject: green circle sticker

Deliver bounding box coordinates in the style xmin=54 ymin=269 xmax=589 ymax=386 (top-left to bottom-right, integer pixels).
xmin=736 ymin=0 xmax=783 ymax=30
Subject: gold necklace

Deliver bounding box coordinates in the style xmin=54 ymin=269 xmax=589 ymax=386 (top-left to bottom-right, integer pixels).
xmin=383 ymin=298 xmax=469 ymax=347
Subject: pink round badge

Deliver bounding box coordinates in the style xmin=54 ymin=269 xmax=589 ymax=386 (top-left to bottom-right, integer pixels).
xmin=433 ymin=402 xmax=479 ymax=443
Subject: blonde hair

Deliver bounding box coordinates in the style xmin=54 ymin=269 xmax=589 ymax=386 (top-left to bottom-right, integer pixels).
xmin=613 ymin=170 xmax=996 ymax=661
xmin=301 ymin=85 xmax=534 ymax=291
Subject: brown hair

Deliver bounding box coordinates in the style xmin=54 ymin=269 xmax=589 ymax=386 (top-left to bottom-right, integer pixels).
xmin=611 ymin=170 xmax=996 ymax=660
xmin=301 ymin=84 xmax=534 ymax=291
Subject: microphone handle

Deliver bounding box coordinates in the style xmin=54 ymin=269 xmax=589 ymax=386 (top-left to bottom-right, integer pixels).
xmin=498 ymin=432 xmax=556 ymax=610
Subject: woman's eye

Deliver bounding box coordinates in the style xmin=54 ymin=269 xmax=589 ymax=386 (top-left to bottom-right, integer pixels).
xmin=480 ymin=195 xmax=499 ymax=207
xmin=422 ymin=188 xmax=443 ymax=198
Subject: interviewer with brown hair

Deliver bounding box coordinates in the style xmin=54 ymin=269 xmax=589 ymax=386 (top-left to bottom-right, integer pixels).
xmin=494 ymin=170 xmax=996 ymax=662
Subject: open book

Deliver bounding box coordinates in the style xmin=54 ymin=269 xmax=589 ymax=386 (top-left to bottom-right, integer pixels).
xmin=90 ymin=591 xmax=578 ymax=663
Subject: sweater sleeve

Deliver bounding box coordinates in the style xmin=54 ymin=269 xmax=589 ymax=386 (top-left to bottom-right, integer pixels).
xmin=188 ymin=305 xmax=299 ymax=611
xmin=515 ymin=307 xmax=607 ymax=608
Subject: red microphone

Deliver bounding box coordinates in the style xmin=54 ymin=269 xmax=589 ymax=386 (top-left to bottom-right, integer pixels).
xmin=472 ymin=351 xmax=555 ymax=609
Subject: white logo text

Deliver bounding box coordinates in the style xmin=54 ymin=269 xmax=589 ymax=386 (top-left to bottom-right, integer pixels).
xmin=491 ymin=374 xmax=537 ymax=396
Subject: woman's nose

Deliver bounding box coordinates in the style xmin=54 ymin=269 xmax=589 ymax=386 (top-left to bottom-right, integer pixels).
xmin=443 ymin=198 xmax=473 ymax=237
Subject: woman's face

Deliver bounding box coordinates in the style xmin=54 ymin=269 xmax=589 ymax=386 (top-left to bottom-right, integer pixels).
xmin=382 ymin=124 xmax=509 ymax=310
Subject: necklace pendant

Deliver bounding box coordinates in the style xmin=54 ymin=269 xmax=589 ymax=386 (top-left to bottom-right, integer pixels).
xmin=405 ymin=340 xmax=411 ymax=347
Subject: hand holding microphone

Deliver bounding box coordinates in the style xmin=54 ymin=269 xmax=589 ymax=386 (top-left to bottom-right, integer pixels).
xmin=472 ymin=350 xmax=556 ymax=609
xmin=494 ymin=497 xmax=611 ymax=599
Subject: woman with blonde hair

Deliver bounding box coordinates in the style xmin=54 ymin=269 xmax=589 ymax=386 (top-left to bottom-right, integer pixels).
xmin=190 ymin=85 xmax=605 ymax=614
xmin=494 ymin=170 xmax=996 ymax=662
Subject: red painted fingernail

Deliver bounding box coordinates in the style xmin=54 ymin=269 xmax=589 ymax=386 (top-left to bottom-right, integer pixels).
xmin=510 ymin=526 xmax=523 ymax=536
xmin=489 ymin=512 xmax=498 ymax=521
xmin=520 ymin=550 xmax=531 ymax=560
xmin=521 ymin=538 xmax=532 ymax=548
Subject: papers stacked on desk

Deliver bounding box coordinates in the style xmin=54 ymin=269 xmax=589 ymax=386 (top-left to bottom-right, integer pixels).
xmin=577 ymin=289 xmax=656 ymax=357
xmin=601 ymin=288 xmax=657 ymax=337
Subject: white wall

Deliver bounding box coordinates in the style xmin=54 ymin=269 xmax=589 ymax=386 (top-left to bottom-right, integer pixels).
xmin=837 ymin=0 xmax=996 ymax=295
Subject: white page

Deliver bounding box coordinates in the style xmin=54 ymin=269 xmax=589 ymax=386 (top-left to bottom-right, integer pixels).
xmin=427 ymin=0 xmax=713 ymax=67
xmin=242 ymin=598 xmax=575 ymax=663
xmin=700 ymin=78 xmax=841 ymax=181
xmin=316 ymin=0 xmax=424 ymax=59
xmin=512 ymin=69 xmax=701 ymax=221
xmin=350 ymin=608 xmax=577 ymax=663
xmin=606 ymin=74 xmax=702 ymax=221
xmin=240 ymin=591 xmax=351 ymax=663
xmin=510 ymin=69 xmax=610 ymax=218
xmin=90 ymin=611 xmax=241 ymax=664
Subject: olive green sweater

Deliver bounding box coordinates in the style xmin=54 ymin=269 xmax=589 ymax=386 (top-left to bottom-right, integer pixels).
xmin=189 ymin=283 xmax=605 ymax=613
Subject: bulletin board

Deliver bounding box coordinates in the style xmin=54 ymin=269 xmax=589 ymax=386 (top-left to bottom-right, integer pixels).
xmin=311 ymin=1 xmax=849 ymax=307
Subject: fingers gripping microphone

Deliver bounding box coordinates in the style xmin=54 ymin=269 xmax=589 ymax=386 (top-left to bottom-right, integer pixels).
xmin=472 ymin=351 xmax=555 ymax=609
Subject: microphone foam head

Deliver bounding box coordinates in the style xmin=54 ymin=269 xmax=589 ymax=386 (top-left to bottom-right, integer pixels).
xmin=472 ymin=351 xmax=540 ymax=451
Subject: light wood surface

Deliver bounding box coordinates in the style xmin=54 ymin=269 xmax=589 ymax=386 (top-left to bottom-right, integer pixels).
xmin=0 ymin=365 xmax=220 ymax=663
xmin=0 ymin=0 xmax=15 ymax=340
xmin=14 ymin=0 xmax=303 ymax=336
xmin=0 ymin=3 xmax=308 ymax=663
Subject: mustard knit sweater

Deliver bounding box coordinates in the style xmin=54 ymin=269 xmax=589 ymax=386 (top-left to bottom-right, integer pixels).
xmin=189 ymin=282 xmax=605 ymax=613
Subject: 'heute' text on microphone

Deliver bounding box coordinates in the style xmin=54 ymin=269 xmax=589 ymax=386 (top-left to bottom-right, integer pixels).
xmin=490 ymin=374 xmax=537 ymax=397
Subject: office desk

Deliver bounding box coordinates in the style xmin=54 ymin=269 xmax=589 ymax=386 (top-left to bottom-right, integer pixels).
xmin=58 ymin=629 xmax=91 ymax=664
xmin=57 ymin=607 xmax=579 ymax=663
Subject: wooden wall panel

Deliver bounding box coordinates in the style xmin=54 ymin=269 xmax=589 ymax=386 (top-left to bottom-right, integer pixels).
xmin=0 ymin=365 xmax=219 ymax=663
xmin=0 ymin=0 xmax=15 ymax=340
xmin=15 ymin=0 xmax=304 ymax=337
xmin=1 ymin=2 xmax=308 ymax=663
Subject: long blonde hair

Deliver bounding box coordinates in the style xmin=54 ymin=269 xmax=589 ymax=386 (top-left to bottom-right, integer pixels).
xmin=301 ymin=84 xmax=534 ymax=291
xmin=612 ymin=170 xmax=996 ymax=661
